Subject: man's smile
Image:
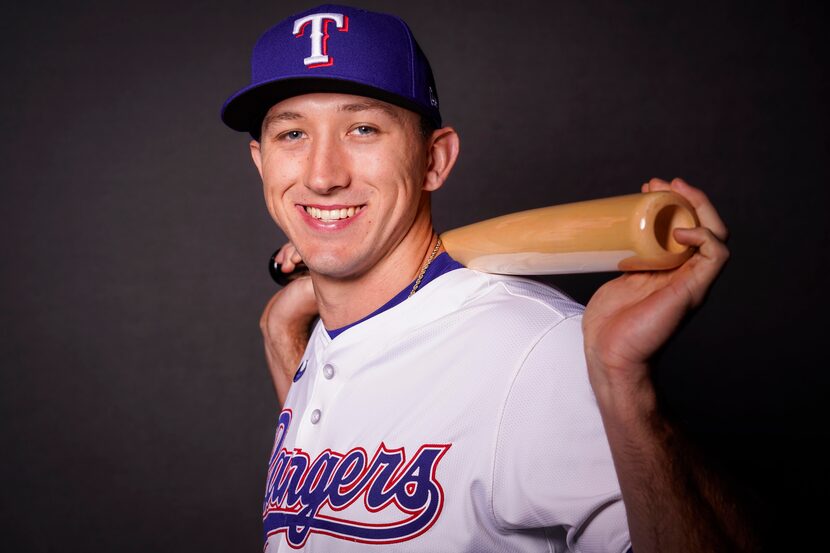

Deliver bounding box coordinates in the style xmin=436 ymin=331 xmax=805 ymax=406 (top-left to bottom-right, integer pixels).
xmin=298 ymin=204 xmax=367 ymax=223
xmin=303 ymin=205 xmax=366 ymax=221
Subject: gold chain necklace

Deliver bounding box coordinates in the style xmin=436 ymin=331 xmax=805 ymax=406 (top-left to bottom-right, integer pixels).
xmin=409 ymin=236 xmax=442 ymax=297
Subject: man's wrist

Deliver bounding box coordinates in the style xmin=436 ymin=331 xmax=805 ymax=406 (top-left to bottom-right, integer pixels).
xmin=587 ymin=360 xmax=661 ymax=429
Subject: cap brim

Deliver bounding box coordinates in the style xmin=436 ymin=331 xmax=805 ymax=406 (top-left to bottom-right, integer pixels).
xmin=221 ymin=76 xmax=441 ymax=138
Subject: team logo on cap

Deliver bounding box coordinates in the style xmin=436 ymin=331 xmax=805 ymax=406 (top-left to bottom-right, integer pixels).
xmin=293 ymin=12 xmax=349 ymax=68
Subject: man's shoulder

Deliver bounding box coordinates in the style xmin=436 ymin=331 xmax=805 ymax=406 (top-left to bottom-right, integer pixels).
xmin=446 ymin=268 xmax=585 ymax=325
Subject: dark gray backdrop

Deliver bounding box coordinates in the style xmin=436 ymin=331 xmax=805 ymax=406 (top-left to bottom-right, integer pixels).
xmin=2 ymin=1 xmax=827 ymax=551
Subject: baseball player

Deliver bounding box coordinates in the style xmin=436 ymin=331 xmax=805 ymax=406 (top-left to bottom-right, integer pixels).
xmin=221 ymin=4 xmax=756 ymax=552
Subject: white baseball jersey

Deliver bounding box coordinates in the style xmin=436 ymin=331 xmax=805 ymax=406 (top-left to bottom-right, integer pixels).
xmin=262 ymin=268 xmax=631 ymax=552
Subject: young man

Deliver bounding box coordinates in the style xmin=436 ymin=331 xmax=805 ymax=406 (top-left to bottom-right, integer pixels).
xmin=221 ymin=4 xmax=756 ymax=552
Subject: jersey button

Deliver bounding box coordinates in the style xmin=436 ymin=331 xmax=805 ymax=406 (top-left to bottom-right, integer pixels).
xmin=310 ymin=409 xmax=322 ymax=424
xmin=322 ymin=364 xmax=335 ymax=379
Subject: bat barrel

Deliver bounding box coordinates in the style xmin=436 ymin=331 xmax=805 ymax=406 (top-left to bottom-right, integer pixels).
xmin=440 ymin=191 xmax=699 ymax=274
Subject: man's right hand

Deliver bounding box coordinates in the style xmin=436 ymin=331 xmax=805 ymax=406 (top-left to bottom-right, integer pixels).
xmin=260 ymin=243 xmax=318 ymax=406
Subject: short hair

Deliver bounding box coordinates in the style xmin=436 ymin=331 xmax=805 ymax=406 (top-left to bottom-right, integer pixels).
xmin=419 ymin=114 xmax=438 ymax=139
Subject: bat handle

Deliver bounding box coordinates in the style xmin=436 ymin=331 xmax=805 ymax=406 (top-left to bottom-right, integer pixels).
xmin=269 ymin=249 xmax=310 ymax=286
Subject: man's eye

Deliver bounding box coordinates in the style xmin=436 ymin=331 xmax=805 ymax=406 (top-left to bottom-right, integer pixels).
xmin=352 ymin=125 xmax=377 ymax=136
xmin=280 ymin=130 xmax=305 ymax=141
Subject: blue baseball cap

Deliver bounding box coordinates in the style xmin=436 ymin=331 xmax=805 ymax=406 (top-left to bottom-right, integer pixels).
xmin=221 ymin=4 xmax=442 ymax=138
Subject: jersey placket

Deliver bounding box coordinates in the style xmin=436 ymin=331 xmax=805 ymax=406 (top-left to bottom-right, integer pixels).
xmin=293 ymin=341 xmax=350 ymax=451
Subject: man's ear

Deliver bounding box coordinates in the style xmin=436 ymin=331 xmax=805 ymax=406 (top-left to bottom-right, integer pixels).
xmin=423 ymin=127 xmax=460 ymax=192
xmin=250 ymin=139 xmax=264 ymax=179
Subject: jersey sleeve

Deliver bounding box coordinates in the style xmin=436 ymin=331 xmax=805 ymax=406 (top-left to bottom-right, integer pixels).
xmin=491 ymin=315 xmax=631 ymax=553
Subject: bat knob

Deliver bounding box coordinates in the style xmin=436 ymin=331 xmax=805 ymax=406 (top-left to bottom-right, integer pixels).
xmin=269 ymin=250 xmax=310 ymax=286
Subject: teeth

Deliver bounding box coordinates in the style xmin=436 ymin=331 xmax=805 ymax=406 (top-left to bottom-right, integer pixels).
xmin=305 ymin=205 xmax=362 ymax=221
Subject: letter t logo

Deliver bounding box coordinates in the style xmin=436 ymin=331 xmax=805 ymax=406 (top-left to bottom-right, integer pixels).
xmin=293 ymin=13 xmax=349 ymax=68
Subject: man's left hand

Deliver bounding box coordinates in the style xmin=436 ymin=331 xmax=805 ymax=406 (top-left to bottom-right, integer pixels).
xmin=582 ymin=177 xmax=730 ymax=404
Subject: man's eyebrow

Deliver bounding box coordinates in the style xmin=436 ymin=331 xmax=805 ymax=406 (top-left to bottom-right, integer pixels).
xmin=338 ymin=101 xmax=402 ymax=122
xmin=262 ymin=111 xmax=303 ymax=129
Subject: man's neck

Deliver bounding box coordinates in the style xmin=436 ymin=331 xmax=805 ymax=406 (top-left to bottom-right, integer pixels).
xmin=311 ymin=227 xmax=442 ymax=330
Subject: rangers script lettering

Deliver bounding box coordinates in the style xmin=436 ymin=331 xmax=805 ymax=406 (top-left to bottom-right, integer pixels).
xmin=292 ymin=12 xmax=349 ymax=67
xmin=263 ymin=410 xmax=452 ymax=548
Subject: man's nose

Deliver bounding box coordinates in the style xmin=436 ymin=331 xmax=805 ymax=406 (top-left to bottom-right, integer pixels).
xmin=304 ymin=135 xmax=350 ymax=194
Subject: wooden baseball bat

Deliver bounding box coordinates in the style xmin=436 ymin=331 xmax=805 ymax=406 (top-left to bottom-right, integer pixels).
xmin=270 ymin=191 xmax=699 ymax=284
xmin=440 ymin=190 xmax=699 ymax=274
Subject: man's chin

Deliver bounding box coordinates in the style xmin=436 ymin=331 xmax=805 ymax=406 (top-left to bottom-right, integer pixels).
xmin=304 ymin=255 xmax=368 ymax=282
